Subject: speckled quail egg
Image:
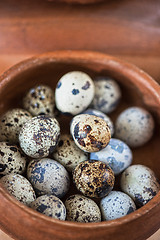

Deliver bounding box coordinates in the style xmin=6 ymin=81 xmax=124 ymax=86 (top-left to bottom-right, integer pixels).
xmin=0 ymin=142 xmax=27 ymax=176
xmin=52 ymin=134 xmax=88 ymax=172
xmin=55 ymin=71 xmax=95 ymax=115
xmin=120 ymin=164 xmax=160 ymax=207
xmin=0 ymin=173 xmax=36 ymax=205
xmin=19 ymin=115 xmax=60 ymax=158
xmin=23 ymin=84 xmax=55 ymax=116
xmin=90 ymin=138 xmax=132 ymax=175
xmin=73 ymin=160 xmax=115 ymax=198
xmin=115 ymin=107 xmax=155 ymax=147
xmin=65 ymin=194 xmax=101 ymax=222
xmin=30 ymin=194 xmax=66 ymax=220
xmin=82 ymin=108 xmax=114 ymax=136
xmin=27 ymin=158 xmax=70 ymax=198
xmin=70 ymin=114 xmax=111 ymax=152
xmin=91 ymin=77 xmax=121 ymax=114
xmin=0 ymin=108 xmax=32 ymax=144
xmin=100 ymin=191 xmax=136 ymax=221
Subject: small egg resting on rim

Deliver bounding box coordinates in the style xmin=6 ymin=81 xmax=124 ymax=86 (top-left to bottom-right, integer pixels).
xmin=0 ymin=173 xmax=36 ymax=206
xmin=70 ymin=114 xmax=111 ymax=152
xmin=65 ymin=194 xmax=101 ymax=223
xmin=120 ymin=164 xmax=160 ymax=207
xmin=0 ymin=108 xmax=32 ymax=144
xmin=30 ymin=194 xmax=66 ymax=220
xmin=23 ymin=84 xmax=55 ymax=117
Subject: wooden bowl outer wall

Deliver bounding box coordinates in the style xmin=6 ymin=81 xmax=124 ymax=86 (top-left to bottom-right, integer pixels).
xmin=0 ymin=51 xmax=160 ymax=240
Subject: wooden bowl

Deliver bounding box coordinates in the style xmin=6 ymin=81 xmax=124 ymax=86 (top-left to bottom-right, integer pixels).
xmin=0 ymin=51 xmax=160 ymax=240
xmin=54 ymin=0 xmax=104 ymax=4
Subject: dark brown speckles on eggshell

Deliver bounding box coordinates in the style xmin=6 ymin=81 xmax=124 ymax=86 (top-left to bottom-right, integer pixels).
xmin=19 ymin=116 xmax=60 ymax=158
xmin=71 ymin=114 xmax=111 ymax=153
xmin=73 ymin=160 xmax=115 ymax=198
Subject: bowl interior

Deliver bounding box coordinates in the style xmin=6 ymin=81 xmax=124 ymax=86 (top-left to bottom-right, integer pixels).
xmin=0 ymin=51 xmax=160 ymax=240
xmin=0 ymin=56 xmax=160 ymax=178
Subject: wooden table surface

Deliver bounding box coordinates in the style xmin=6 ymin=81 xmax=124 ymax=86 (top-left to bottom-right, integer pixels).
xmin=0 ymin=0 xmax=160 ymax=239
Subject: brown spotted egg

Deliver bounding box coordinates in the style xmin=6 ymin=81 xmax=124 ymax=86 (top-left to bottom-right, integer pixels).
xmin=52 ymin=134 xmax=88 ymax=172
xmin=30 ymin=194 xmax=66 ymax=220
xmin=0 ymin=108 xmax=32 ymax=144
xmin=55 ymin=71 xmax=95 ymax=115
xmin=73 ymin=160 xmax=115 ymax=198
xmin=0 ymin=173 xmax=36 ymax=205
xmin=19 ymin=115 xmax=60 ymax=158
xmin=65 ymin=194 xmax=101 ymax=222
xmin=70 ymin=114 xmax=111 ymax=152
xmin=0 ymin=142 xmax=27 ymax=176
xmin=23 ymin=84 xmax=55 ymax=116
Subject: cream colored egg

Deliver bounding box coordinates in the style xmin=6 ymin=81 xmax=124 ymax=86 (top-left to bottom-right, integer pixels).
xmin=65 ymin=194 xmax=101 ymax=222
xmin=52 ymin=134 xmax=88 ymax=172
xmin=120 ymin=164 xmax=160 ymax=207
xmin=55 ymin=71 xmax=95 ymax=115
xmin=0 ymin=174 xmax=36 ymax=205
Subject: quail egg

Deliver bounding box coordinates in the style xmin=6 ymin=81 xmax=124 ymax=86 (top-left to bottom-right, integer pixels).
xmin=82 ymin=108 xmax=114 ymax=136
xmin=120 ymin=164 xmax=160 ymax=207
xmin=0 ymin=173 xmax=36 ymax=205
xmin=0 ymin=108 xmax=32 ymax=144
xmin=100 ymin=191 xmax=136 ymax=220
xmin=90 ymin=138 xmax=132 ymax=175
xmin=70 ymin=114 xmax=111 ymax=152
xmin=27 ymin=158 xmax=70 ymax=198
xmin=0 ymin=142 xmax=27 ymax=176
xmin=115 ymin=107 xmax=155 ymax=147
xmin=19 ymin=115 xmax=60 ymax=158
xmin=52 ymin=134 xmax=88 ymax=172
xmin=73 ymin=160 xmax=115 ymax=198
xmin=55 ymin=71 xmax=95 ymax=115
xmin=30 ymin=194 xmax=66 ymax=220
xmin=65 ymin=194 xmax=101 ymax=222
xmin=23 ymin=84 xmax=55 ymax=116
xmin=91 ymin=77 xmax=121 ymax=114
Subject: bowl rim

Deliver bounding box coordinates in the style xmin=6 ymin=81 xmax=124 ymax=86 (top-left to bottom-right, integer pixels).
xmin=0 ymin=50 xmax=160 ymax=231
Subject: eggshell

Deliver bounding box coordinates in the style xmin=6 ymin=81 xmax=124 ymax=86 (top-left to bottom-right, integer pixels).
xmin=91 ymin=77 xmax=121 ymax=114
xmin=30 ymin=194 xmax=66 ymax=220
xmin=100 ymin=191 xmax=136 ymax=220
xmin=23 ymin=84 xmax=55 ymax=116
xmin=115 ymin=107 xmax=155 ymax=147
xmin=0 ymin=173 xmax=36 ymax=205
xmin=73 ymin=159 xmax=115 ymax=198
xmin=70 ymin=114 xmax=111 ymax=152
xmin=82 ymin=108 xmax=114 ymax=136
xmin=55 ymin=71 xmax=95 ymax=115
xmin=90 ymin=138 xmax=132 ymax=175
xmin=52 ymin=134 xmax=88 ymax=172
xmin=120 ymin=164 xmax=160 ymax=207
xmin=65 ymin=194 xmax=101 ymax=222
xmin=27 ymin=158 xmax=70 ymax=198
xmin=0 ymin=108 xmax=32 ymax=144
xmin=19 ymin=115 xmax=60 ymax=158
xmin=0 ymin=142 xmax=27 ymax=176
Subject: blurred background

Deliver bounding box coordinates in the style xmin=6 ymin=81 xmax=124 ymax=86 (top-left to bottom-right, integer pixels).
xmin=0 ymin=0 xmax=159 ymax=82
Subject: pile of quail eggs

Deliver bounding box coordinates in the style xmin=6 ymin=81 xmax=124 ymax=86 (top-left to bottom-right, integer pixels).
xmin=0 ymin=71 xmax=159 ymax=222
